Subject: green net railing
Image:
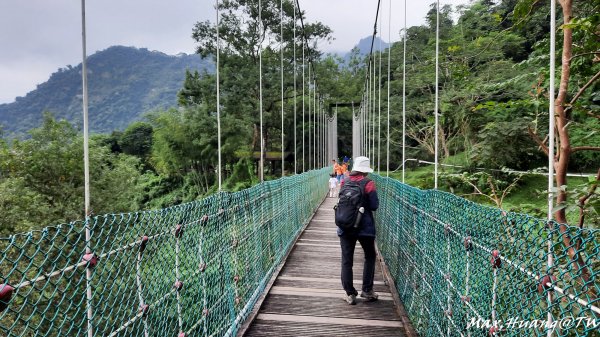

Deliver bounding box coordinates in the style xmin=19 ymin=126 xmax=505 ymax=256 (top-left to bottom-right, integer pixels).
xmin=0 ymin=168 xmax=329 ymax=337
xmin=374 ymin=175 xmax=599 ymax=337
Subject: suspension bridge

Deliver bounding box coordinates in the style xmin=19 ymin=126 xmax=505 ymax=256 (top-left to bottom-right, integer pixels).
xmin=1 ymin=0 xmax=598 ymax=337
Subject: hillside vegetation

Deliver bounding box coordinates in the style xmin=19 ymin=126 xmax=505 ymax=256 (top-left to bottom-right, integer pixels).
xmin=0 ymin=46 xmax=212 ymax=136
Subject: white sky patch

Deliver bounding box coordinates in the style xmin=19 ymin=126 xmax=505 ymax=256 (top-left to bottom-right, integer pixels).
xmin=0 ymin=0 xmax=470 ymax=104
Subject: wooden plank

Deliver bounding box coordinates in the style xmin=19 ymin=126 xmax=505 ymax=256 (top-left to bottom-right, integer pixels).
xmin=256 ymin=313 xmax=403 ymax=328
xmin=277 ymin=276 xmax=386 ymax=285
xmin=295 ymin=243 xmax=339 ymax=248
xmin=269 ymin=286 xmax=393 ymax=300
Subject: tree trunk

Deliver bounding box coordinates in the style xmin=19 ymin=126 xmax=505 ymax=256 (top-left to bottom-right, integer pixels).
xmin=554 ymin=0 xmax=591 ymax=282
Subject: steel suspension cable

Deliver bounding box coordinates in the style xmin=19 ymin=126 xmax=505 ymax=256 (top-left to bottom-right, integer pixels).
xmin=302 ymin=39 xmax=305 ymax=172
xmin=79 ymin=1 xmax=93 ymax=336
xmin=371 ymin=57 xmax=376 ymax=163
xmin=360 ymin=0 xmax=382 ymax=162
xmin=293 ymin=0 xmax=297 ymax=174
xmin=313 ymin=81 xmax=316 ymax=168
xmin=316 ymin=93 xmax=319 ymax=167
xmin=547 ymin=0 xmax=556 ymax=334
xmin=386 ymin=0 xmax=391 ymax=177
xmin=216 ymin=0 xmax=222 ymax=190
xmin=259 ymin=0 xmax=264 ymax=182
xmin=294 ymin=0 xmax=325 ymax=170
xmin=308 ymin=64 xmax=312 ymax=169
xmin=402 ymin=0 xmax=407 ymax=183
xmin=367 ymin=63 xmax=371 ymax=159
xmin=280 ymin=0 xmax=284 ymax=177
xmin=434 ymin=0 xmax=440 ymax=189
xmin=378 ymin=16 xmax=382 ymax=174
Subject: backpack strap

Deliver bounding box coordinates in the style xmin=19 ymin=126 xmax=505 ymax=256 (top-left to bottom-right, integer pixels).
xmin=358 ymin=178 xmax=371 ymax=209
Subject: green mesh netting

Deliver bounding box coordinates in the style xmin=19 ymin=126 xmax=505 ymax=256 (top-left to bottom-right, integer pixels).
xmin=374 ymin=175 xmax=599 ymax=337
xmin=0 ymin=168 xmax=329 ymax=337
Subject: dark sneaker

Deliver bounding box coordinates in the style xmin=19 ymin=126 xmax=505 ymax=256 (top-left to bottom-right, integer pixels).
xmin=344 ymin=293 xmax=357 ymax=305
xmin=360 ymin=290 xmax=379 ymax=301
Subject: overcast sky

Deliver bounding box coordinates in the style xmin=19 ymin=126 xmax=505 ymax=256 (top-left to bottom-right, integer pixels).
xmin=0 ymin=0 xmax=471 ymax=104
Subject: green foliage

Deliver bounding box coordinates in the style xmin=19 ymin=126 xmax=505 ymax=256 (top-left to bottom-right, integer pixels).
xmin=119 ymin=121 xmax=154 ymax=159
xmin=0 ymin=114 xmax=144 ymax=234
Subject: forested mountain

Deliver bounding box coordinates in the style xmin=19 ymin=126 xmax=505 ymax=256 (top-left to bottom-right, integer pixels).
xmin=0 ymin=46 xmax=212 ymax=136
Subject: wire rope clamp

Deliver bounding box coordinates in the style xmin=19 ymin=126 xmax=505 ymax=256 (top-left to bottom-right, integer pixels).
xmin=139 ymin=304 xmax=149 ymax=317
xmin=178 ymin=332 xmax=186 ymax=337
xmin=199 ymin=263 xmax=207 ymax=272
xmin=489 ymin=326 xmax=500 ymax=336
xmin=490 ymin=250 xmax=501 ymax=269
xmin=444 ymin=224 xmax=450 ymax=236
xmin=0 ymin=284 xmax=14 ymax=312
xmin=82 ymin=253 xmax=98 ymax=268
xmin=235 ymin=296 xmax=241 ymax=305
xmin=233 ymin=275 xmax=240 ymax=283
xmin=444 ymin=309 xmax=453 ymax=317
xmin=174 ymin=280 xmax=183 ymax=292
xmin=174 ymin=224 xmax=184 ymax=238
xmin=139 ymin=236 xmax=149 ymax=253
xmin=537 ymin=275 xmax=556 ymax=294
xmin=460 ymin=295 xmax=471 ymax=303
xmin=232 ymin=239 xmax=238 ymax=248
xmin=444 ymin=273 xmax=451 ymax=281
xmin=203 ymin=308 xmax=209 ymax=316
xmin=464 ymin=236 xmax=473 ymax=251
xmin=201 ymin=214 xmax=209 ymax=224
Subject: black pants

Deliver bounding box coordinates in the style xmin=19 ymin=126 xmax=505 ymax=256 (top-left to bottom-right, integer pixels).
xmin=339 ymin=234 xmax=376 ymax=295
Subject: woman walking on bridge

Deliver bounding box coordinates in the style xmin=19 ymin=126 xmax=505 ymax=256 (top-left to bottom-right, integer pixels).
xmin=336 ymin=156 xmax=379 ymax=305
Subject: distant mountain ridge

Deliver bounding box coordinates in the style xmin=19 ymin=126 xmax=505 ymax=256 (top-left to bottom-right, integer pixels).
xmin=355 ymin=36 xmax=389 ymax=55
xmin=336 ymin=36 xmax=389 ymax=63
xmin=0 ymin=46 xmax=212 ymax=136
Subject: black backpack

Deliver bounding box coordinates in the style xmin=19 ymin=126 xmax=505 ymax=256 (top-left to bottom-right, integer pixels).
xmin=334 ymin=178 xmax=370 ymax=231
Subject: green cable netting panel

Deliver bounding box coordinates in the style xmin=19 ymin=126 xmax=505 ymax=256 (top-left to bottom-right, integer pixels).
xmin=0 ymin=168 xmax=329 ymax=337
xmin=373 ymin=175 xmax=599 ymax=337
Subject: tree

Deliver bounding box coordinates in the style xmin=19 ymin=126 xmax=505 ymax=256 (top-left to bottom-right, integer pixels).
xmin=0 ymin=114 xmax=144 ymax=232
xmin=185 ymin=0 xmax=332 ymax=178
xmin=521 ymin=0 xmax=600 ymax=283
xmin=119 ymin=121 xmax=154 ymax=165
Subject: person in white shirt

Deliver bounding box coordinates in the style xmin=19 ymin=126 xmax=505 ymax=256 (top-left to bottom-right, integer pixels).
xmin=328 ymin=174 xmax=338 ymax=197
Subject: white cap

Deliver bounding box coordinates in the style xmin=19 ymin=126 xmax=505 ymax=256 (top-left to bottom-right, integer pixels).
xmin=351 ymin=156 xmax=373 ymax=173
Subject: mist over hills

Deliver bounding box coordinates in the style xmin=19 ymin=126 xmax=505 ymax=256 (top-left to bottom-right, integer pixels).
xmin=0 ymin=46 xmax=212 ymax=136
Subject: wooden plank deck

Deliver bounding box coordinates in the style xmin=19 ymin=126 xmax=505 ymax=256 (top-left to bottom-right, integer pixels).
xmin=242 ymin=197 xmax=414 ymax=337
